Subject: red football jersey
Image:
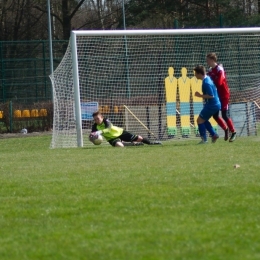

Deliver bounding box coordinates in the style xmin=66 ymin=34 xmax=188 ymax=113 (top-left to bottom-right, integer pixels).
xmin=207 ymin=64 xmax=230 ymax=100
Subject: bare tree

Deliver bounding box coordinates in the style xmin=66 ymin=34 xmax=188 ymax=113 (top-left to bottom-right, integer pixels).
xmin=32 ymin=0 xmax=87 ymax=40
xmin=76 ymin=0 xmax=125 ymax=30
xmin=1 ymin=0 xmax=260 ymax=41
xmin=0 ymin=0 xmax=47 ymax=41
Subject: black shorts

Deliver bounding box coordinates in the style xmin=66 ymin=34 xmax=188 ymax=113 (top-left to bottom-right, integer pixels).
xmin=109 ymin=130 xmax=138 ymax=146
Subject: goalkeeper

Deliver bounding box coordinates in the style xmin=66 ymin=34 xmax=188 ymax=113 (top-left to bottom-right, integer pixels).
xmin=90 ymin=111 xmax=161 ymax=147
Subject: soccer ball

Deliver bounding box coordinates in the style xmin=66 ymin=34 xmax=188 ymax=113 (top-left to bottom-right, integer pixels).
xmin=90 ymin=134 xmax=103 ymax=145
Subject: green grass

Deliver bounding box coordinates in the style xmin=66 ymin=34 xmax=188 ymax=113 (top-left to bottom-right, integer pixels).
xmin=0 ymin=134 xmax=260 ymax=260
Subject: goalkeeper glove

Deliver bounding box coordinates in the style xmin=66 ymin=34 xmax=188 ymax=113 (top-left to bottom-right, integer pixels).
xmin=89 ymin=130 xmax=102 ymax=142
xmin=90 ymin=130 xmax=102 ymax=138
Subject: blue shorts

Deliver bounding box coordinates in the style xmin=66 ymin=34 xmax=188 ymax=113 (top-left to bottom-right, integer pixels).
xmin=199 ymin=106 xmax=219 ymax=121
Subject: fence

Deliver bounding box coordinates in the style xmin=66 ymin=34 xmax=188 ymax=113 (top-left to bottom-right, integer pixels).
xmin=0 ymin=40 xmax=68 ymax=133
xmin=0 ymin=40 xmax=68 ymax=104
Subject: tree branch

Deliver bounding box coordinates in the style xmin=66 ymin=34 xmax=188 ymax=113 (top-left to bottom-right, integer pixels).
xmin=70 ymin=0 xmax=87 ymax=20
xmin=184 ymin=0 xmax=208 ymax=10
xmin=32 ymin=5 xmax=63 ymax=24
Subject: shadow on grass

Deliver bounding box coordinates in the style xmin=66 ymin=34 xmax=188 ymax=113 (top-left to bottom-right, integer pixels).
xmin=83 ymin=141 xmax=200 ymax=149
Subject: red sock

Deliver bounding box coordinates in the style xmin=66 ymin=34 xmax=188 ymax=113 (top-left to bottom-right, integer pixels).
xmin=215 ymin=117 xmax=227 ymax=131
xmin=226 ymin=118 xmax=235 ymax=132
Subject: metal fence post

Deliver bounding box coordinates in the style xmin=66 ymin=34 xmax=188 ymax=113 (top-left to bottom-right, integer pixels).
xmin=219 ymin=14 xmax=223 ymax=28
xmin=174 ymin=19 xmax=179 ymax=29
xmin=9 ymin=101 xmax=12 ymax=133
xmin=0 ymin=42 xmax=6 ymax=103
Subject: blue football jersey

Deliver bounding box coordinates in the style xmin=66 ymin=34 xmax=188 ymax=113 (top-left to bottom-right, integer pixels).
xmin=202 ymin=76 xmax=221 ymax=109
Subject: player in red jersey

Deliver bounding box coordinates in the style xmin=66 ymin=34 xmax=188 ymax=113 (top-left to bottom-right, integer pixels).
xmin=206 ymin=53 xmax=237 ymax=142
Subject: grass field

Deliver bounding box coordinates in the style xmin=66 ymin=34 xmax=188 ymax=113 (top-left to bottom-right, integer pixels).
xmin=0 ymin=134 xmax=260 ymax=260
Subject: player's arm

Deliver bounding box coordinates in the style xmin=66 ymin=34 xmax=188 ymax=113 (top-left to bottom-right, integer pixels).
xmin=91 ymin=124 xmax=98 ymax=133
xmin=90 ymin=119 xmax=112 ymax=137
xmin=100 ymin=118 xmax=112 ymax=134
xmin=90 ymin=124 xmax=102 ymax=135
xmin=194 ymin=92 xmax=214 ymax=99
xmin=90 ymin=123 xmax=103 ymax=136
xmin=214 ymin=67 xmax=225 ymax=86
xmin=195 ymin=83 xmax=215 ymax=99
xmin=89 ymin=124 xmax=99 ymax=143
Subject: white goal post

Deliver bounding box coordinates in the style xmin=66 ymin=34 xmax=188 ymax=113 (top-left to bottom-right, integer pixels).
xmin=50 ymin=28 xmax=260 ymax=148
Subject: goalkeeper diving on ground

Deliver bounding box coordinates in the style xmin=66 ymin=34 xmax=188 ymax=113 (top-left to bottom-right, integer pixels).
xmin=89 ymin=111 xmax=162 ymax=147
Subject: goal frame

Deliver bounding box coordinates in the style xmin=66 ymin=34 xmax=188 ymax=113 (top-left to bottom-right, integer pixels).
xmin=70 ymin=27 xmax=260 ymax=147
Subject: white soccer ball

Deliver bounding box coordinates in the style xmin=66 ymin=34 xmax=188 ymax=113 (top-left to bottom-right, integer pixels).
xmin=92 ymin=134 xmax=103 ymax=145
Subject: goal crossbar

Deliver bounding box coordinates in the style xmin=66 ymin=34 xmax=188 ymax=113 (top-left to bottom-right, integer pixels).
xmin=72 ymin=27 xmax=260 ymax=37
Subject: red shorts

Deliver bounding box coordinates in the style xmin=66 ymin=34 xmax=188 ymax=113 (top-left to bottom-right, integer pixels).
xmin=220 ymin=98 xmax=229 ymax=111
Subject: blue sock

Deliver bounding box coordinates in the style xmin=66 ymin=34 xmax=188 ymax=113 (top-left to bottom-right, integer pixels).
xmin=204 ymin=120 xmax=216 ymax=137
xmin=198 ymin=123 xmax=207 ymax=141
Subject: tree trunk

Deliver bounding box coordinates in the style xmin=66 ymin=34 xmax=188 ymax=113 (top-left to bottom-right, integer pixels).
xmin=26 ymin=0 xmax=32 ymax=40
xmin=62 ymin=0 xmax=71 ymax=40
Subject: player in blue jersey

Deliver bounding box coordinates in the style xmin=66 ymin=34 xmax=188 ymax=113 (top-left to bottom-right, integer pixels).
xmin=193 ymin=65 xmax=221 ymax=144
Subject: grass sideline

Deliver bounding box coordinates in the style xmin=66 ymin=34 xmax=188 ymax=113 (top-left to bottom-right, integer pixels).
xmin=0 ymin=134 xmax=260 ymax=260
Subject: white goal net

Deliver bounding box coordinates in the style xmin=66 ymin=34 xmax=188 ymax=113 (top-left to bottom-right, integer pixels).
xmin=50 ymin=28 xmax=260 ymax=148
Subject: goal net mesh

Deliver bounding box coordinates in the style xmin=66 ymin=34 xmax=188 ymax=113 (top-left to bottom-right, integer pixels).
xmin=50 ymin=32 xmax=260 ymax=148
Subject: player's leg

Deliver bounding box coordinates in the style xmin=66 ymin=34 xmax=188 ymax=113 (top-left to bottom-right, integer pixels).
xmin=221 ymin=109 xmax=236 ymax=142
xmin=123 ymin=131 xmax=143 ymax=144
xmin=115 ymin=142 xmax=124 ymax=147
xmin=213 ymin=110 xmax=228 ymax=141
xmin=204 ymin=120 xmax=219 ymax=143
xmin=197 ymin=115 xmax=207 ymax=143
xmin=138 ymin=136 xmax=162 ymax=145
xmin=109 ymin=138 xmax=124 ymax=147
xmin=135 ymin=135 xmax=144 ymax=142
xmin=222 ymin=110 xmax=235 ymax=132
xmin=213 ymin=111 xmax=227 ymax=131
xmin=198 ymin=107 xmax=218 ymax=143
xmin=120 ymin=131 xmax=161 ymax=145
xmin=118 ymin=131 xmax=144 ymax=146
xmin=213 ymin=110 xmax=228 ymax=131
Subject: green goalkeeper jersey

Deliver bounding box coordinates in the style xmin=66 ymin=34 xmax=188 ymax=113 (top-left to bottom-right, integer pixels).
xmin=91 ymin=118 xmax=123 ymax=141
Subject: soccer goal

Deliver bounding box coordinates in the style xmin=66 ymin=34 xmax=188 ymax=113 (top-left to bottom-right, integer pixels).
xmin=50 ymin=28 xmax=260 ymax=148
